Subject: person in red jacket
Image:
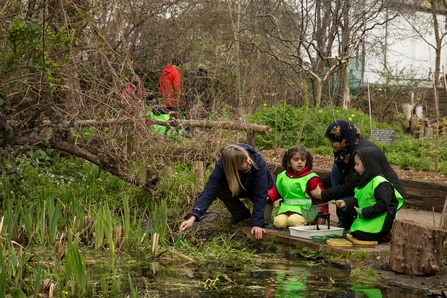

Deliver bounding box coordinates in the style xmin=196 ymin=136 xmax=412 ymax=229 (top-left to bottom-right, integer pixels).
xmin=122 ymin=74 xmax=145 ymax=116
xmin=159 ymin=57 xmax=183 ymax=110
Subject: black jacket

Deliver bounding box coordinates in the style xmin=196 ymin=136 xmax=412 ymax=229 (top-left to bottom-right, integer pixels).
xmin=321 ymin=136 xmax=406 ymax=202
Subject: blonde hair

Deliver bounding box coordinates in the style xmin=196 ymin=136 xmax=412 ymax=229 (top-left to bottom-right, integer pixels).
xmin=221 ymin=145 xmax=257 ymax=197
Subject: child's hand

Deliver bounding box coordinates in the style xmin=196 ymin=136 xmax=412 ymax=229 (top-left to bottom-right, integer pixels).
xmin=335 ymin=200 xmax=345 ymax=208
xmin=317 ymin=217 xmax=326 ymax=225
xmin=274 ymin=198 xmax=283 ymax=207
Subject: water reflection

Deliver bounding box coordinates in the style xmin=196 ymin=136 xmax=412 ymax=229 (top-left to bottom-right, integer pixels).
xmin=86 ymin=254 xmax=425 ymax=298
xmin=112 ymin=253 xmax=428 ymax=298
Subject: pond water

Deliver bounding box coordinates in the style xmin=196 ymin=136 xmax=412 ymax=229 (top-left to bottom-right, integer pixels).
xmin=88 ymin=250 xmax=428 ymax=298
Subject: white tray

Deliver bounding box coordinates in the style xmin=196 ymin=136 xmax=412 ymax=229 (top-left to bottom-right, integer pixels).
xmin=289 ymin=225 xmax=344 ymax=239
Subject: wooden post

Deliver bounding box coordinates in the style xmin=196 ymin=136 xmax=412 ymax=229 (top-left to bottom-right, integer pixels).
xmin=440 ymin=195 xmax=447 ymax=230
xmin=194 ymin=161 xmax=204 ymax=188
xmin=389 ymin=219 xmax=447 ymax=276
xmin=247 ymin=131 xmax=255 ymax=147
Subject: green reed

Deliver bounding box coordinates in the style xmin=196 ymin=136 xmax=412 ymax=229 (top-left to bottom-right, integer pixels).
xmin=94 ymin=209 xmax=105 ymax=250
xmin=37 ymin=194 xmax=46 ymax=244
xmin=102 ymin=202 xmax=115 ymax=256
xmin=0 ymin=248 xmax=6 ymax=296
xmin=123 ymin=196 xmax=131 ymax=246
xmin=20 ymin=202 xmax=34 ymax=244
xmin=3 ymin=201 xmax=17 ymax=241
xmin=65 ymin=242 xmax=87 ymax=296
xmin=33 ymin=265 xmax=43 ymax=298
xmin=47 ymin=197 xmax=62 ymax=245
xmin=152 ymin=200 xmax=168 ymax=240
xmin=111 ymin=263 xmax=122 ymax=295
xmin=128 ymin=274 xmax=138 ymax=298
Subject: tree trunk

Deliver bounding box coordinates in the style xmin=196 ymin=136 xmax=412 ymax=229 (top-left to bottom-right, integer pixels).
xmin=341 ymin=63 xmax=350 ymax=109
xmin=314 ymin=79 xmax=323 ymax=108
xmin=389 ymin=219 xmax=447 ymax=276
xmin=440 ymin=196 xmax=447 ymax=229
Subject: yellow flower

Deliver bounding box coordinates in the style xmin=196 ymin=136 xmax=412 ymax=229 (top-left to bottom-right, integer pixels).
xmin=351 ymin=114 xmax=355 ymax=118
xmin=348 ymin=117 xmax=352 ymax=121
xmin=263 ymin=103 xmax=267 ymax=107
xmin=318 ymin=109 xmax=323 ymax=114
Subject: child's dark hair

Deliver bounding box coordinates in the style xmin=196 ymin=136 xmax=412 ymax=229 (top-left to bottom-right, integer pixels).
xmin=282 ymin=147 xmax=313 ymax=170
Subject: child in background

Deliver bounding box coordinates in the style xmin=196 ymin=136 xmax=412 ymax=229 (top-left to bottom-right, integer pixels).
xmin=335 ymin=146 xmax=404 ymax=243
xmin=267 ymin=147 xmax=328 ymax=229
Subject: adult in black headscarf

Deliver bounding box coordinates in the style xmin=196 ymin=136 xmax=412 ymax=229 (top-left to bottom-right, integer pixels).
xmin=313 ymin=120 xmax=406 ymax=229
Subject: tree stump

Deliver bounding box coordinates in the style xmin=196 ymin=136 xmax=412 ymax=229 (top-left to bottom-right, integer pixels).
xmin=389 ymin=219 xmax=447 ymax=276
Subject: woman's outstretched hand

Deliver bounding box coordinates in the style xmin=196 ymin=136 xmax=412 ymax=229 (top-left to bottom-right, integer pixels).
xmin=251 ymin=226 xmax=265 ymax=240
xmin=179 ymin=216 xmax=196 ymax=232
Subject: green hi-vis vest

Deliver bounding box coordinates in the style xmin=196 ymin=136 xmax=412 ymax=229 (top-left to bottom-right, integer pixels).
xmin=351 ymin=176 xmax=404 ymax=234
xmin=276 ymin=171 xmax=318 ymax=215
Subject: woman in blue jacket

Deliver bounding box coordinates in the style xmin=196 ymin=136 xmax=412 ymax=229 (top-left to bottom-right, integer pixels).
xmin=179 ymin=144 xmax=275 ymax=239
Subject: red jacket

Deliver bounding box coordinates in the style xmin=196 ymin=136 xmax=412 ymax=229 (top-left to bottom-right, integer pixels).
xmin=122 ymin=83 xmax=145 ymax=116
xmin=159 ymin=64 xmax=183 ymax=109
xmin=122 ymin=83 xmax=145 ymax=104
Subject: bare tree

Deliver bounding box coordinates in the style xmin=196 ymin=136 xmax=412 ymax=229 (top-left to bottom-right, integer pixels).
xmin=243 ymin=0 xmax=398 ymax=108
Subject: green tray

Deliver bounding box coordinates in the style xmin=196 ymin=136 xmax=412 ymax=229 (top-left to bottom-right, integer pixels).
xmin=310 ymin=234 xmax=345 ymax=244
xmin=309 ymin=235 xmax=327 ymax=243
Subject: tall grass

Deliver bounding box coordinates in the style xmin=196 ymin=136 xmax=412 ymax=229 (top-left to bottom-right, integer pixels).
xmin=65 ymin=243 xmax=87 ymax=295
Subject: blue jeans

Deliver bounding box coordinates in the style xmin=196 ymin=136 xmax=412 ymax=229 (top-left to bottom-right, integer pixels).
xmin=330 ymin=164 xmax=357 ymax=221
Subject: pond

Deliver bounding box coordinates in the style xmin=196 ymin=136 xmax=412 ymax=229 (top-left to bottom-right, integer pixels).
xmin=87 ymin=250 xmax=428 ymax=298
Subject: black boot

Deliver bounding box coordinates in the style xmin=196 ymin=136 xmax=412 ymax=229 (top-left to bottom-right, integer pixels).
xmin=230 ymin=209 xmax=251 ymax=224
xmin=335 ymin=219 xmax=354 ymax=230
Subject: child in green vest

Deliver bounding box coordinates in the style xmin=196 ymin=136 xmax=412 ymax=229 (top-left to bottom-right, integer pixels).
xmin=336 ymin=146 xmax=404 ymax=242
xmin=267 ymin=147 xmax=328 ymax=229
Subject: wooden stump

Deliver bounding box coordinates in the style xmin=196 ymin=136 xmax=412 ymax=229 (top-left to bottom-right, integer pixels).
xmin=389 ymin=219 xmax=447 ymax=276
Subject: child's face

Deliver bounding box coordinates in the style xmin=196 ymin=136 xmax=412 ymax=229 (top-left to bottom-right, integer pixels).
xmin=288 ymin=153 xmax=307 ymax=172
xmin=354 ymin=154 xmax=364 ymax=175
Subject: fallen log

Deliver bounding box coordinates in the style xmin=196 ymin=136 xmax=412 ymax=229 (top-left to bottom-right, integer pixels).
xmin=45 ymin=118 xmax=271 ymax=134
xmin=389 ymin=219 xmax=447 ymax=276
xmin=267 ymin=163 xmax=447 ymax=212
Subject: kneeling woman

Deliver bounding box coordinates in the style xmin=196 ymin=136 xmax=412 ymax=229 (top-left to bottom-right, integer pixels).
xmin=336 ymin=146 xmax=404 ymax=243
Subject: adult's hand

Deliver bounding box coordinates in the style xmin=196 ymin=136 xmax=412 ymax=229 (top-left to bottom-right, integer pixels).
xmin=251 ymin=226 xmax=265 ymax=240
xmin=335 ymin=200 xmax=345 ymax=208
xmin=179 ymin=216 xmax=197 ymax=232
xmin=310 ymin=184 xmax=322 ymax=200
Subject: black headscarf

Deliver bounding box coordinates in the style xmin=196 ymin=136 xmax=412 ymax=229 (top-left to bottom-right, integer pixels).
xmin=325 ymin=120 xmax=361 ymax=177
xmin=355 ymin=146 xmax=388 ymax=188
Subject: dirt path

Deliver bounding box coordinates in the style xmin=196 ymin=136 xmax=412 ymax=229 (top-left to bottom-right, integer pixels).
xmin=325 ymin=204 xmax=446 ymax=295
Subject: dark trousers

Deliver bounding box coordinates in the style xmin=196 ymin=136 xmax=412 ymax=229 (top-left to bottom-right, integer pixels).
xmin=216 ymin=184 xmax=251 ymax=220
xmin=330 ymin=164 xmax=357 ymax=221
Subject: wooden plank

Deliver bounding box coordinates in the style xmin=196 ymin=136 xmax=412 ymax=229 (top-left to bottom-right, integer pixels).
xmin=241 ymin=226 xmax=389 ymax=254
